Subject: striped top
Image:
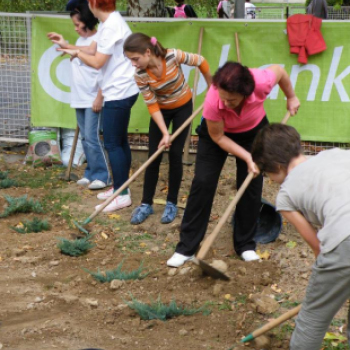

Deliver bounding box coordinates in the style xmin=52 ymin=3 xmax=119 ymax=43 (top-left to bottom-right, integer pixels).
xmin=134 ymin=48 xmax=210 ymax=114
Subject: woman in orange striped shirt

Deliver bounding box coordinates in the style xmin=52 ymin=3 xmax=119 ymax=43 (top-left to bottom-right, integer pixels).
xmin=124 ymin=33 xmax=212 ymax=225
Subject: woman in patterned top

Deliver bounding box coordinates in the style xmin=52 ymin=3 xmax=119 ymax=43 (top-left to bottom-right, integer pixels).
xmin=124 ymin=33 xmax=212 ymax=225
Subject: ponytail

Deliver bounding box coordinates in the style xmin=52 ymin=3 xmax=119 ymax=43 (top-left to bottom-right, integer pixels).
xmin=124 ymin=32 xmax=167 ymax=58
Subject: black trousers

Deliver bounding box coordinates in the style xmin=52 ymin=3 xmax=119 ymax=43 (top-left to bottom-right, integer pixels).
xmin=142 ymin=99 xmax=193 ymax=205
xmin=175 ymin=117 xmax=268 ymax=256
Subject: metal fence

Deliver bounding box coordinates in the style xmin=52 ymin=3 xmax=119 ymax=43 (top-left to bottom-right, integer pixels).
xmin=0 ymin=13 xmax=31 ymax=143
xmin=0 ymin=12 xmax=349 ymax=155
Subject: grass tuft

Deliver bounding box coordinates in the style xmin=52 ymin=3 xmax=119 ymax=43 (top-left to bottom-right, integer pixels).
xmin=11 ymin=217 xmax=50 ymax=233
xmin=0 ymin=178 xmax=19 ymax=189
xmin=125 ymin=295 xmax=211 ymax=321
xmin=57 ymin=234 xmax=95 ymax=257
xmin=84 ymin=260 xmax=149 ymax=283
xmin=0 ymin=195 xmax=44 ymax=218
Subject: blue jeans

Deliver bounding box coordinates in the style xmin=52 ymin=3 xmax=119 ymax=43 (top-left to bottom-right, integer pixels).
xmin=76 ymin=108 xmax=110 ymax=184
xmin=102 ymin=94 xmax=138 ymax=190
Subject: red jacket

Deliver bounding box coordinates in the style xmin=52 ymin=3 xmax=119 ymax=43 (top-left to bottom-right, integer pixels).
xmin=287 ymin=14 xmax=326 ymax=64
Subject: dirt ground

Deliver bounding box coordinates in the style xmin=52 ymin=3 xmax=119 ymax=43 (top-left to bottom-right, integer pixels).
xmin=0 ymin=144 xmax=348 ymax=350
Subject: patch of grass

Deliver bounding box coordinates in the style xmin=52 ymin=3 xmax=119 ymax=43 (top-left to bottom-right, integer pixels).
xmin=84 ymin=260 xmax=150 ymax=283
xmin=0 ymin=171 xmax=9 ymax=180
xmin=57 ymin=234 xmax=95 ymax=257
xmin=275 ymin=323 xmax=295 ymax=340
xmin=125 ymin=295 xmax=211 ymax=321
xmin=43 ymin=192 xmax=80 ymax=227
xmin=235 ymin=294 xmax=247 ymax=305
xmin=322 ymin=339 xmax=349 ymax=350
xmin=116 ymin=233 xmax=155 ymax=252
xmin=280 ymin=300 xmax=301 ymax=308
xmin=11 ymin=217 xmax=50 ymax=233
xmin=0 ymin=178 xmax=19 ymax=189
xmin=0 ymin=195 xmax=44 ymax=218
xmin=14 ymin=167 xmax=64 ymax=189
xmin=331 ymin=319 xmax=346 ymax=327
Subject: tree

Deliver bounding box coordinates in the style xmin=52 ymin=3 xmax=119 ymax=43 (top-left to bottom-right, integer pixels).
xmin=127 ymin=0 xmax=167 ymax=17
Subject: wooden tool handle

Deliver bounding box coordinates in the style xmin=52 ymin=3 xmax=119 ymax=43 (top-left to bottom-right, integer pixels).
xmin=65 ymin=125 xmax=79 ymax=179
xmin=196 ymin=172 xmax=254 ymax=260
xmin=84 ymin=103 xmax=204 ymax=223
xmin=242 ymin=304 xmax=301 ymax=342
xmin=281 ymin=111 xmax=291 ymax=125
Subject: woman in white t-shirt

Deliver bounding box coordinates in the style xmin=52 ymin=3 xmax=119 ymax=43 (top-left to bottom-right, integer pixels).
xmin=67 ymin=0 xmax=110 ymax=190
xmin=48 ymin=0 xmax=139 ymax=213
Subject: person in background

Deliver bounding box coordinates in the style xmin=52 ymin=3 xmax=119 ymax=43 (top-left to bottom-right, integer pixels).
xmin=252 ymin=123 xmax=350 ymax=350
xmin=245 ymin=0 xmax=256 ymax=19
xmin=307 ymin=0 xmax=328 ymax=19
xmin=123 ymin=33 xmax=212 ymax=225
xmin=170 ymin=0 xmax=198 ymax=18
xmin=167 ymin=62 xmax=299 ymax=267
xmin=66 ymin=0 xmax=110 ymax=190
xmin=217 ymin=0 xmax=231 ymax=18
xmin=48 ymin=0 xmax=139 ymax=213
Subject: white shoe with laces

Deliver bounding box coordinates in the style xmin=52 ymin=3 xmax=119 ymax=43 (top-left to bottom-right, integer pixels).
xmin=88 ymin=180 xmax=107 ymax=190
xmin=77 ymin=177 xmax=90 ymax=186
xmin=95 ymin=194 xmax=132 ymax=213
xmin=240 ymin=250 xmax=261 ymax=262
xmin=166 ymin=252 xmax=194 ymax=267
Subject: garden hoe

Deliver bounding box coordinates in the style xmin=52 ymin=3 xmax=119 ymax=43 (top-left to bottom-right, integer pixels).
xmin=59 ymin=125 xmax=79 ymax=182
xmin=194 ymin=111 xmax=291 ymax=280
xmin=241 ymin=303 xmax=301 ymax=343
xmin=73 ymin=104 xmax=205 ymax=235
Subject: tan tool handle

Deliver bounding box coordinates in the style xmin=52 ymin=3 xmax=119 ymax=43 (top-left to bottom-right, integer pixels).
xmin=235 ymin=32 xmax=241 ymax=63
xmin=196 ymin=110 xmax=292 ymax=260
xmin=65 ymin=125 xmax=79 ymax=179
xmin=196 ymin=172 xmax=254 ymax=260
xmin=242 ymin=304 xmax=301 ymax=342
xmin=183 ymin=27 xmax=204 ymax=164
xmin=85 ymin=103 xmax=204 ymax=222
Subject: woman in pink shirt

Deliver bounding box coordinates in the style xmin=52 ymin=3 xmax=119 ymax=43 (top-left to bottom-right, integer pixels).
xmin=167 ymin=61 xmax=300 ymax=267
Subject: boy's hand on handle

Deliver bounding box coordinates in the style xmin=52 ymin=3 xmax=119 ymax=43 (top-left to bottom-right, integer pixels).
xmin=287 ymin=96 xmax=300 ymax=116
xmin=246 ymin=158 xmax=260 ymax=176
xmin=158 ymin=133 xmax=171 ymax=149
xmin=47 ymin=32 xmax=68 ymax=49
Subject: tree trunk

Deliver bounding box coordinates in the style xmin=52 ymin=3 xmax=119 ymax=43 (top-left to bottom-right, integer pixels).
xmin=128 ymin=0 xmax=167 ymax=17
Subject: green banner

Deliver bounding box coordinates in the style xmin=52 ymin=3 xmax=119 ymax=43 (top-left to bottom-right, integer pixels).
xmin=32 ymin=17 xmax=350 ymax=142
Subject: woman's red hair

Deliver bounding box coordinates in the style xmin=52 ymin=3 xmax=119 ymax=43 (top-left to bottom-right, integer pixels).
xmin=88 ymin=0 xmax=116 ymax=12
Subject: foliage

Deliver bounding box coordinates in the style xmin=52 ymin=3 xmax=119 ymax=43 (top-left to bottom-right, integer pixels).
xmin=84 ymin=260 xmax=150 ymax=283
xmin=57 ymin=234 xmax=95 ymax=257
xmin=125 ymin=295 xmax=211 ymax=321
xmin=0 ymin=171 xmax=9 ymax=180
xmin=0 ymin=178 xmax=19 ymax=189
xmin=0 ymin=195 xmax=44 ymax=218
xmin=11 ymin=217 xmax=50 ymax=233
xmin=322 ymin=339 xmax=349 ymax=350
xmin=0 ymin=0 xmax=68 ymax=13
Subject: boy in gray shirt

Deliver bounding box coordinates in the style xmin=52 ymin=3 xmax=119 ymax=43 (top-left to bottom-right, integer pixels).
xmin=251 ymin=123 xmax=350 ymax=350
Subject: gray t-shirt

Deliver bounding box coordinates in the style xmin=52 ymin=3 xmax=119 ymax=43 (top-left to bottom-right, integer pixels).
xmin=276 ymin=148 xmax=350 ymax=254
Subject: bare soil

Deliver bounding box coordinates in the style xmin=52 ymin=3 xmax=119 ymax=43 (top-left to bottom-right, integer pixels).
xmin=0 ymin=145 xmax=347 ymax=350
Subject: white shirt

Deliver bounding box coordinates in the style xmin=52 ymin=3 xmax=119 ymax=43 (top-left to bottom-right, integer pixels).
xmin=96 ymin=11 xmax=139 ymax=101
xmin=70 ymin=34 xmax=100 ymax=108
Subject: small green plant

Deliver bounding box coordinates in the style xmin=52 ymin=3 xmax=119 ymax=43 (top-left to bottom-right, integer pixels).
xmin=84 ymin=260 xmax=150 ymax=283
xmin=125 ymin=295 xmax=211 ymax=321
xmin=0 ymin=178 xmax=19 ymax=189
xmin=0 ymin=171 xmax=9 ymax=180
xmin=57 ymin=234 xmax=95 ymax=257
xmin=275 ymin=323 xmax=295 ymax=340
xmin=322 ymin=339 xmax=349 ymax=350
xmin=11 ymin=217 xmax=50 ymax=233
xmin=331 ymin=319 xmax=346 ymax=327
xmin=0 ymin=195 xmax=44 ymax=218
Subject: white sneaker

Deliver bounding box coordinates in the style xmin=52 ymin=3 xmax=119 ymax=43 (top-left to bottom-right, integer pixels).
xmin=97 ymin=187 xmax=113 ymax=200
xmin=167 ymin=252 xmax=194 ymax=267
xmin=241 ymin=250 xmax=261 ymax=262
xmin=88 ymin=180 xmax=107 ymax=190
xmin=77 ymin=177 xmax=90 ymax=186
xmin=95 ymin=194 xmax=132 ymax=213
